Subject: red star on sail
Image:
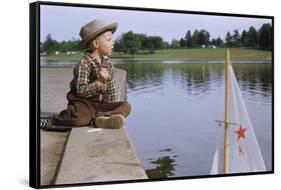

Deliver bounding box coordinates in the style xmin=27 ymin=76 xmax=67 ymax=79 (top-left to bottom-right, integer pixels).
xmin=234 ymin=125 xmax=247 ymax=140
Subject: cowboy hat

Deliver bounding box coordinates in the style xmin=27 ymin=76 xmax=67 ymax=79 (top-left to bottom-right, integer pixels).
xmin=78 ymin=19 xmax=118 ymax=49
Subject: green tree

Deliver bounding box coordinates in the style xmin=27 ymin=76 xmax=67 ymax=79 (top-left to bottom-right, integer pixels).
xmin=210 ymin=38 xmax=216 ymax=46
xmin=197 ymin=29 xmax=210 ymax=47
xmin=258 ymin=23 xmax=272 ymax=50
xmin=191 ymin=29 xmax=199 ymax=47
xmin=233 ymin=29 xmax=242 ymax=47
xmin=136 ymin=33 xmax=147 ymax=50
xmin=245 ymin=27 xmax=258 ymax=48
xmin=171 ymin=39 xmax=180 ymax=49
xmin=185 ymin=30 xmax=192 ymax=48
xmin=162 ymin=41 xmax=170 ymax=49
xmin=59 ymin=40 xmax=70 ymax=53
xmin=216 ymin=37 xmax=224 ymax=47
xmin=122 ymin=31 xmax=141 ymax=57
xmin=179 ymin=38 xmax=186 ymax=48
xmin=113 ymin=36 xmax=124 ymax=56
xmin=146 ymin=36 xmax=164 ymax=53
xmin=42 ymin=33 xmax=59 ymax=55
xmin=56 ymin=39 xmax=79 ymax=53
xmin=210 ymin=37 xmax=224 ymax=47
xmin=70 ymin=39 xmax=80 ymax=51
xmin=241 ymin=30 xmax=247 ymax=47
xmin=225 ymin=31 xmax=233 ymax=47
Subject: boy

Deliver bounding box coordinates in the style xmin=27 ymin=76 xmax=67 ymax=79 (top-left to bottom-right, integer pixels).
xmin=41 ymin=19 xmax=131 ymax=131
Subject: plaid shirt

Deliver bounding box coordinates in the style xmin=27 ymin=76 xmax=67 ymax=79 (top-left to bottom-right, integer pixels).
xmin=70 ymin=52 xmax=117 ymax=102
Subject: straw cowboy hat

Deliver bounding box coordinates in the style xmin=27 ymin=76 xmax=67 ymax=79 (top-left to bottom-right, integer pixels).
xmin=78 ymin=19 xmax=118 ymax=49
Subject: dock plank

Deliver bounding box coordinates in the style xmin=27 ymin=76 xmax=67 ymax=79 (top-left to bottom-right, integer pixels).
xmin=41 ymin=67 xmax=147 ymax=186
xmin=55 ymin=127 xmax=147 ymax=184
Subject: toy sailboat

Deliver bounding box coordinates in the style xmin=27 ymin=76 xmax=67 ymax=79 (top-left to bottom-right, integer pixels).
xmin=211 ymin=49 xmax=266 ymax=174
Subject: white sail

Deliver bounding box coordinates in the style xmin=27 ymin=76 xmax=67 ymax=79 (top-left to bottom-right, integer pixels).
xmin=211 ymin=50 xmax=266 ymax=174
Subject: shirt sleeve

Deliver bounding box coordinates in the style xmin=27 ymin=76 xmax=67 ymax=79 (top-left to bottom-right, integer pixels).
xmin=106 ymin=64 xmax=117 ymax=102
xmin=76 ymin=62 xmax=100 ymax=98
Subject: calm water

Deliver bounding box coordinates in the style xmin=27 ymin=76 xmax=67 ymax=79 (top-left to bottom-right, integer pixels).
xmin=115 ymin=61 xmax=272 ymax=178
xmin=42 ymin=59 xmax=272 ymax=178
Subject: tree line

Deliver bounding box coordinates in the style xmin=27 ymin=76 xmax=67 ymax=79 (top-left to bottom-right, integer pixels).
xmin=178 ymin=23 xmax=271 ymax=50
xmin=225 ymin=23 xmax=271 ymax=49
xmin=40 ymin=23 xmax=271 ymax=56
xmin=40 ymin=34 xmax=80 ymax=55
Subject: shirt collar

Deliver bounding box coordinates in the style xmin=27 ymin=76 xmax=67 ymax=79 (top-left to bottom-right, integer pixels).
xmin=85 ymin=52 xmax=102 ymax=66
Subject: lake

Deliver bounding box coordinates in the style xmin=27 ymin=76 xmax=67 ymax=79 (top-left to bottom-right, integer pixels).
xmin=42 ymin=59 xmax=272 ymax=178
xmin=115 ymin=61 xmax=272 ymax=178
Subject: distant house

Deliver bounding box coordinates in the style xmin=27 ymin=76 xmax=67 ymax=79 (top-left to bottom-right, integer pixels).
xmin=55 ymin=51 xmax=60 ymax=55
xmin=66 ymin=51 xmax=78 ymax=55
xmin=201 ymin=45 xmax=206 ymax=48
xmin=210 ymin=45 xmax=217 ymax=49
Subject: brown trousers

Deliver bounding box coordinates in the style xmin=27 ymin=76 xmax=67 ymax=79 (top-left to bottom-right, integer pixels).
xmin=53 ymin=92 xmax=131 ymax=127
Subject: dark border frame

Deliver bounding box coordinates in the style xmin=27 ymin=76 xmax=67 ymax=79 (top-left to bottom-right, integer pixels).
xmin=29 ymin=1 xmax=274 ymax=189
xmin=30 ymin=2 xmax=41 ymax=188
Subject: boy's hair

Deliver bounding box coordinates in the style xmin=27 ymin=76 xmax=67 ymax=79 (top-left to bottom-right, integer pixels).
xmin=86 ymin=29 xmax=113 ymax=52
xmin=86 ymin=39 xmax=96 ymax=53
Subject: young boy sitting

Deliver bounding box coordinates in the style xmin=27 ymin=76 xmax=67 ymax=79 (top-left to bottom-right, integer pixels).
xmin=41 ymin=19 xmax=131 ymax=131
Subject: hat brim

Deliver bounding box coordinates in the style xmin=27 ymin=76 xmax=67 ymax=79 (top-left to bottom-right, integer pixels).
xmin=78 ymin=22 xmax=118 ymax=50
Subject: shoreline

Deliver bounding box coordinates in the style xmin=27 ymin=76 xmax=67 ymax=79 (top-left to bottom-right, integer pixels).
xmin=41 ymin=57 xmax=272 ymax=61
xmin=40 ymin=58 xmax=272 ymax=68
xmin=41 ymin=48 xmax=272 ymax=62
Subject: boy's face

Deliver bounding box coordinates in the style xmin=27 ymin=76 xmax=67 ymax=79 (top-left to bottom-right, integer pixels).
xmin=95 ymin=31 xmax=114 ymax=56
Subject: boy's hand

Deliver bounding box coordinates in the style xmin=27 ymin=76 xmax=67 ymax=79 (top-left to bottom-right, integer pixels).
xmin=100 ymin=68 xmax=109 ymax=79
xmin=95 ymin=80 xmax=107 ymax=91
xmin=98 ymin=67 xmax=110 ymax=83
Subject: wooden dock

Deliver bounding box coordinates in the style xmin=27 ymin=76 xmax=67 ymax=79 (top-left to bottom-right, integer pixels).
xmin=40 ymin=67 xmax=147 ymax=186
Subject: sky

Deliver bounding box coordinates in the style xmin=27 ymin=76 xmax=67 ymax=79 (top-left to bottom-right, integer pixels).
xmin=40 ymin=4 xmax=272 ymax=43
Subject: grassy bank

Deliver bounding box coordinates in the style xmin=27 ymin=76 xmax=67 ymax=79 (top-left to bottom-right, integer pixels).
xmin=42 ymin=48 xmax=272 ymax=61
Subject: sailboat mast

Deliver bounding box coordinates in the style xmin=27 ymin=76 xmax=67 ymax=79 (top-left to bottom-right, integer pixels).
xmin=224 ymin=48 xmax=230 ymax=173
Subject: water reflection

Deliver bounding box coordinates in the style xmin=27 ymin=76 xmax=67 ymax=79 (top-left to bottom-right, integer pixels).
xmin=171 ymin=64 xmax=212 ymax=96
xmin=146 ymin=156 xmax=176 ymax=178
xmin=232 ymin=64 xmax=272 ymax=101
xmin=116 ymin=62 xmax=272 ymax=99
xmin=41 ymin=59 xmax=272 ymax=98
xmin=117 ymin=63 xmax=166 ymax=94
xmin=145 ymin=148 xmax=179 ymax=178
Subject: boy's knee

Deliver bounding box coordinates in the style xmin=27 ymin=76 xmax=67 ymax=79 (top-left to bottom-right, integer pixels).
xmin=121 ymin=101 xmax=131 ymax=117
xmin=53 ymin=102 xmax=93 ymax=127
